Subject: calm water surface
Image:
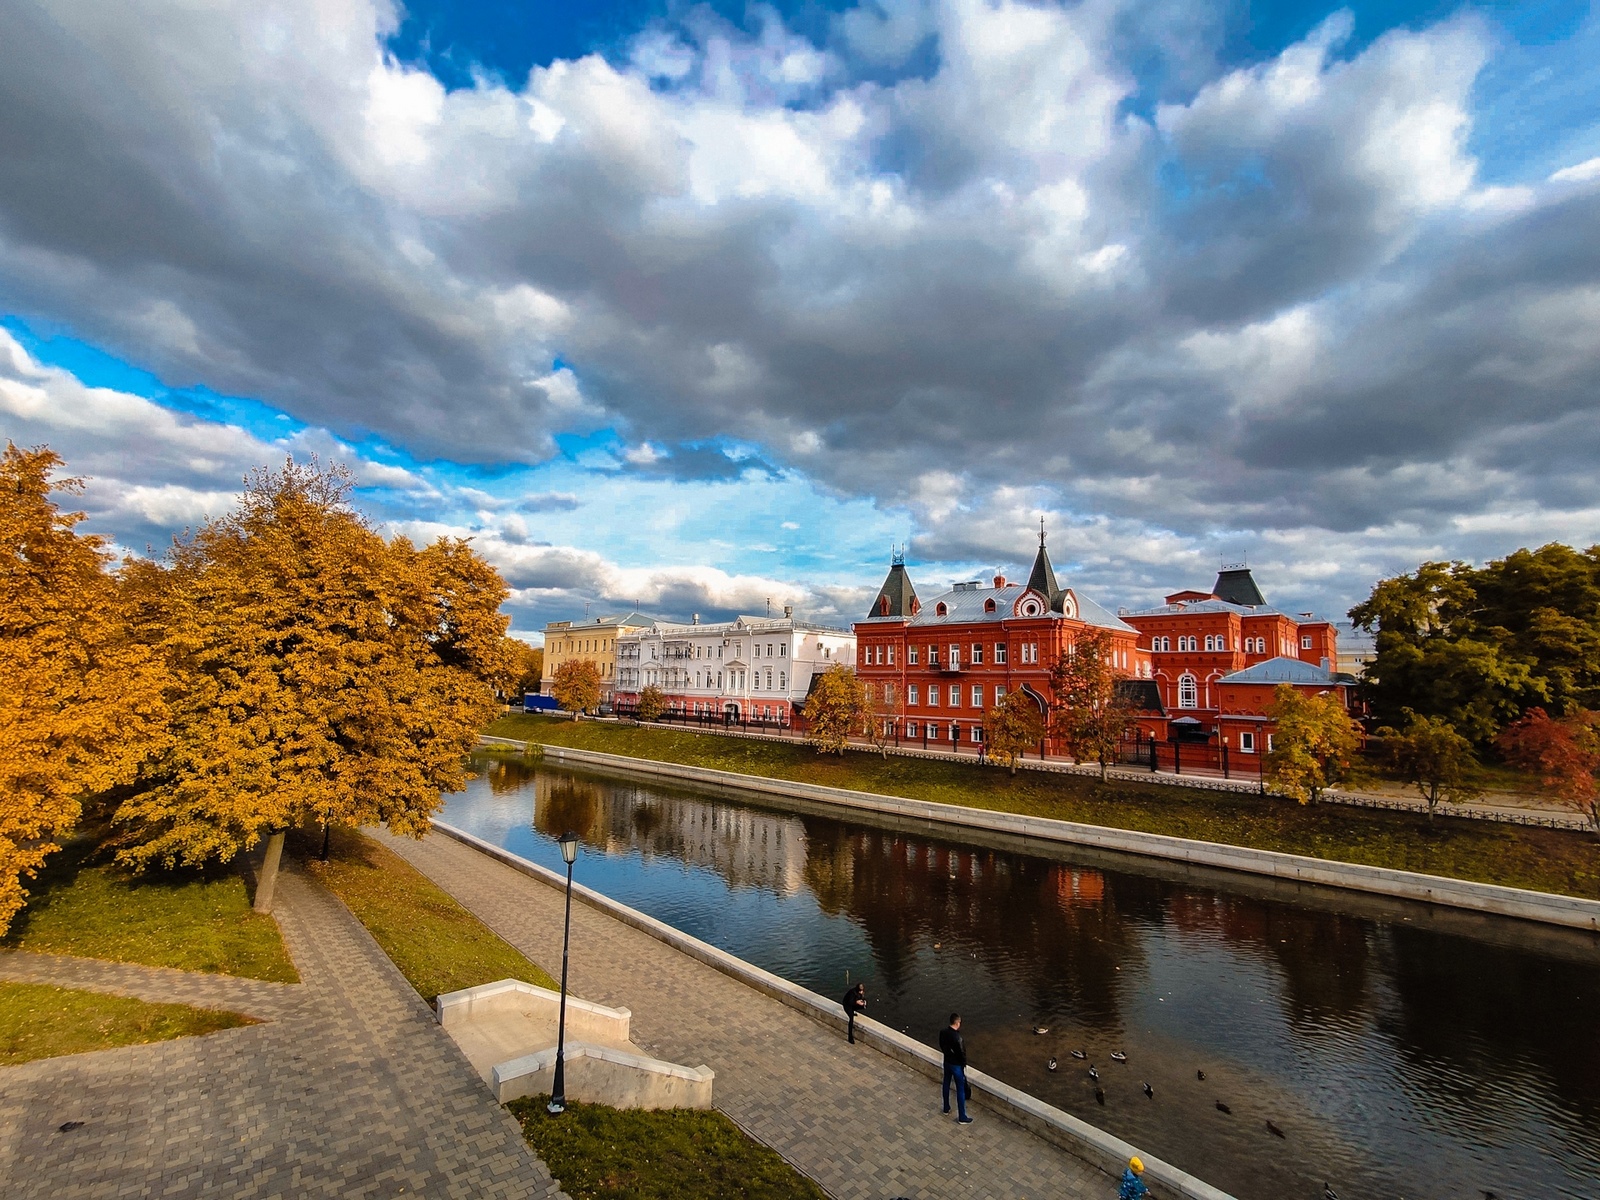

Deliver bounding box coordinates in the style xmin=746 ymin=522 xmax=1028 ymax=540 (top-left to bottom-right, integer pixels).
xmin=446 ymin=754 xmax=1600 ymax=1200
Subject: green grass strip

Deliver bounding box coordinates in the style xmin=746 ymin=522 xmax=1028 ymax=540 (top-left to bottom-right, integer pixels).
xmin=301 ymin=826 xmax=556 ymax=1002
xmin=509 ymin=1098 xmax=828 ymax=1200
xmin=0 ymin=981 xmax=254 ymax=1065
xmin=488 ymin=713 xmax=1600 ymax=900
xmin=3 ymin=836 xmax=297 ymax=983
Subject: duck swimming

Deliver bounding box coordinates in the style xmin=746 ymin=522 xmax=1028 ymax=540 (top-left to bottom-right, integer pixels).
xmin=1142 ymin=1082 xmax=1154 ymax=1099
xmin=1033 ymin=1026 xmax=1050 ymax=1035
xmin=1196 ymin=1069 xmax=1206 ymax=1081
xmin=1047 ymin=1057 xmax=1058 ymax=1072
xmin=1088 ymin=1065 xmax=1100 ymax=1082
xmin=1070 ymin=1050 xmax=1087 ymax=1060
xmin=1215 ymin=1101 xmax=1232 ymax=1114
xmin=1110 ymin=1051 xmax=1127 ymax=1063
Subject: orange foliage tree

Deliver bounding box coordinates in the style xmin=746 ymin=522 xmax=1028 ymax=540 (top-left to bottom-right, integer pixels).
xmin=111 ymin=459 xmax=511 ymax=908
xmin=1496 ymin=707 xmax=1600 ymax=834
xmin=1048 ymin=629 xmax=1132 ymax=780
xmin=550 ymin=658 xmax=601 ymax=717
xmin=0 ymin=445 xmax=168 ymax=934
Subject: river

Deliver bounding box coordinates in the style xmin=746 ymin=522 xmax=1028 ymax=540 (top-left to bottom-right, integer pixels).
xmin=443 ymin=753 xmax=1600 ymax=1200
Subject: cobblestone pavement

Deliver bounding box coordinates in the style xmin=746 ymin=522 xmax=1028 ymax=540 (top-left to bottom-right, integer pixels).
xmin=380 ymin=829 xmax=1111 ymax=1200
xmin=0 ymin=865 xmax=565 ymax=1200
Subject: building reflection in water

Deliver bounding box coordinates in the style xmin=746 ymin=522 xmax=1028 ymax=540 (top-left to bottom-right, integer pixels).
xmin=454 ymin=758 xmax=1600 ymax=1200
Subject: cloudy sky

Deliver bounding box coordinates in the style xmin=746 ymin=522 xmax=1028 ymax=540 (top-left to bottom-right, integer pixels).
xmin=2 ymin=0 xmax=1597 ymax=640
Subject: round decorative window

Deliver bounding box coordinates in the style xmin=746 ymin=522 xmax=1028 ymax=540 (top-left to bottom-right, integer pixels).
xmin=1061 ymin=596 xmax=1077 ymax=618
xmin=1020 ymin=597 xmax=1042 ymax=617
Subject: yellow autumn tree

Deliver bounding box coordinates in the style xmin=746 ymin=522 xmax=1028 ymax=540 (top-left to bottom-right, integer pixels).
xmin=112 ymin=459 xmax=511 ymax=909
xmin=1263 ymin=684 xmax=1363 ymax=805
xmin=0 ymin=444 xmax=168 ymax=934
xmin=804 ymin=663 xmax=863 ymax=754
xmin=550 ymin=658 xmax=601 ymax=717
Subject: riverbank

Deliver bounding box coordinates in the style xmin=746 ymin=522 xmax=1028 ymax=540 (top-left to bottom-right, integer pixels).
xmin=485 ymin=714 xmax=1600 ymax=901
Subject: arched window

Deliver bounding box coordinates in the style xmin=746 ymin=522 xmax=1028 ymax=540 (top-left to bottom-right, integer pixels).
xmin=984 ymin=598 xmax=996 ymax=613
xmin=878 ymin=595 xmax=890 ymax=616
xmin=1178 ymin=674 xmax=1198 ymax=709
xmin=936 ymin=601 xmax=948 ymax=616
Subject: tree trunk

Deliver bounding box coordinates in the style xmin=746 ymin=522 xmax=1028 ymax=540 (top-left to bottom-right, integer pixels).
xmin=253 ymin=830 xmax=286 ymax=914
xmin=320 ymin=820 xmax=331 ymax=861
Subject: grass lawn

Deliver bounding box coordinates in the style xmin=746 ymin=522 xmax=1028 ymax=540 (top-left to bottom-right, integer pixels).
xmin=509 ymin=1098 xmax=827 ymax=1200
xmin=2 ymin=832 xmax=298 ymax=983
xmin=488 ymin=714 xmax=1600 ymax=900
xmin=0 ymin=981 xmax=254 ymax=1065
xmin=299 ymin=826 xmax=556 ymax=1002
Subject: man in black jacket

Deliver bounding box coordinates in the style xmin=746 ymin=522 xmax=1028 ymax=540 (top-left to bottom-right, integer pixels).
xmin=939 ymin=1013 xmax=973 ymax=1123
xmin=842 ymin=983 xmax=866 ymax=1043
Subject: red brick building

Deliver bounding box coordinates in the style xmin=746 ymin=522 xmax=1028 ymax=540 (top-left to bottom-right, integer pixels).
xmin=853 ymin=532 xmax=1147 ymax=752
xmin=1120 ymin=567 xmax=1352 ymax=757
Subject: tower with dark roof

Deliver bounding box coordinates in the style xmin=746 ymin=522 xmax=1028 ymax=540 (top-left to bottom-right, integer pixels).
xmin=1026 ymin=518 xmax=1066 ymax=613
xmin=866 ymin=548 xmax=920 ymax=618
xmin=1212 ymin=564 xmax=1266 ymax=607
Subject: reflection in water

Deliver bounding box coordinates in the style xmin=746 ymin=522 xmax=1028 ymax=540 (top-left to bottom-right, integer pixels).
xmin=456 ymin=756 xmax=1600 ymax=1200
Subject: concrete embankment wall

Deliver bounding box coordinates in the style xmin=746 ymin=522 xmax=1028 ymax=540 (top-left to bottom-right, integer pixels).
xmin=481 ymin=737 xmax=1600 ymax=933
xmin=433 ymin=819 xmax=1235 ymax=1200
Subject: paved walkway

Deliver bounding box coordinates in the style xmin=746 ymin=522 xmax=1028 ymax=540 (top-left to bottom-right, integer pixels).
xmin=0 ymin=865 xmax=565 ymax=1200
xmin=380 ymin=829 xmax=1112 ymax=1200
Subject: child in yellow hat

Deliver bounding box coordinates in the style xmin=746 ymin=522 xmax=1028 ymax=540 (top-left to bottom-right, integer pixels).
xmin=1118 ymin=1156 xmax=1149 ymax=1200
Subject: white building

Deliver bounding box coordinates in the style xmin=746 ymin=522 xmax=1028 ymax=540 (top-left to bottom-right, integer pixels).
xmin=614 ymin=613 xmax=855 ymax=723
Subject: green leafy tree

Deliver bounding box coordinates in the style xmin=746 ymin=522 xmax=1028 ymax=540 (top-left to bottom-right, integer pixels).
xmin=550 ymin=658 xmax=602 ymax=718
xmin=1497 ymin=707 xmax=1600 ymax=835
xmin=985 ymin=690 xmax=1046 ymax=775
xmin=637 ymin=684 xmax=666 ymax=722
xmin=1264 ymin=685 xmax=1362 ymax=805
xmin=804 ymin=664 xmax=863 ymax=755
xmin=1350 ymin=544 xmax=1600 ymax=740
xmin=0 ymin=445 xmax=169 ymax=935
xmin=1048 ymin=629 xmax=1132 ymax=780
xmin=1377 ymin=711 xmax=1483 ymax=818
xmin=112 ymin=458 xmax=510 ymax=911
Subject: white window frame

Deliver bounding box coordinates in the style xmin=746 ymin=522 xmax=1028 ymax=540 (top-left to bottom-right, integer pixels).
xmin=971 ymin=642 xmax=983 ymax=664
xmin=1302 ymin=635 xmax=1313 ymax=650
xmin=971 ymin=685 xmax=983 ymax=707
xmin=995 ymin=642 xmax=1007 ymax=663
xmin=1178 ymin=673 xmax=1198 ymax=709
xmin=908 ymin=684 xmax=920 ymax=706
xmin=1239 ymin=732 xmax=1256 ymax=753
xmin=909 ymin=645 xmax=920 ymax=665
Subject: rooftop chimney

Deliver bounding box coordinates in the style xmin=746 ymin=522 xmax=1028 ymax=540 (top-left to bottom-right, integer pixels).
xmin=993 ymin=574 xmax=1007 ymax=588
xmin=692 ymin=613 xmax=700 ymax=625
xmin=784 ymin=605 xmax=793 ymax=618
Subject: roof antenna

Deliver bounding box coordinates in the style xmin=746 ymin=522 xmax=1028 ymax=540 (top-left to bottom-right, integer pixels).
xmin=765 ymin=596 xmax=772 ymax=617
xmin=1040 ymin=515 xmax=1047 ymax=548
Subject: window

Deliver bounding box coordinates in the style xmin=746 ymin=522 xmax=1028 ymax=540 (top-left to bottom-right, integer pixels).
xmin=908 ymin=684 xmax=920 ymax=706
xmin=995 ymin=686 xmax=1005 ymax=706
xmin=971 ymin=685 xmax=983 ymax=707
xmin=1301 ymin=635 xmax=1313 ymax=650
xmin=984 ymin=598 xmax=996 ymax=613
xmin=949 ymin=644 xmax=960 ymax=665
xmin=887 ymin=645 xmax=895 ymax=665
xmin=1267 ymin=733 xmax=1276 ymax=751
xmin=909 ymin=645 xmax=919 ymax=665
xmin=995 ymin=642 xmax=1007 ymax=663
xmin=779 ymin=672 xmax=786 ymax=690
xmin=906 ymin=722 xmax=918 ymax=738
xmin=928 ymin=684 xmax=940 ymax=706
xmin=768 ymin=643 xmax=774 ymax=657
xmin=1178 ymin=673 xmax=1198 ymax=709
xmin=971 ymin=726 xmax=983 ymax=742
xmin=936 ymin=602 xmax=948 ymax=616
xmin=779 ymin=644 xmax=786 ymax=657
xmin=928 ymin=644 xmax=939 ymax=665
xmin=755 ymin=644 xmax=761 ymax=658
xmin=766 ymin=669 xmax=773 ymax=689
xmin=1021 ymin=642 xmax=1038 ymax=664
xmin=971 ymin=643 xmax=984 ymax=664
xmin=950 ymin=686 xmax=960 ymax=708
xmin=1239 ymin=732 xmax=1256 ymax=753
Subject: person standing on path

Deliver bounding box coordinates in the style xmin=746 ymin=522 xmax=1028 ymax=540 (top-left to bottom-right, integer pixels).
xmin=1118 ymin=1157 xmax=1149 ymax=1200
xmin=939 ymin=1013 xmax=973 ymax=1123
xmin=842 ymin=983 xmax=867 ymax=1044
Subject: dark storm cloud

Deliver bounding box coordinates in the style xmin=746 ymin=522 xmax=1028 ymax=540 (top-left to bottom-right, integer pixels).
xmin=1 ymin=0 xmax=1598 ymax=607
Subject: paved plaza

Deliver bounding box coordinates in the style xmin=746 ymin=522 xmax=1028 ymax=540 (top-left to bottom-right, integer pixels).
xmin=0 ymin=865 xmax=565 ymax=1200
xmin=381 ymin=829 xmax=1112 ymax=1200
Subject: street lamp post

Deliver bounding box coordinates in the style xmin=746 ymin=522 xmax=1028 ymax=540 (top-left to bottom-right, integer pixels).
xmin=548 ymin=831 xmax=580 ymax=1115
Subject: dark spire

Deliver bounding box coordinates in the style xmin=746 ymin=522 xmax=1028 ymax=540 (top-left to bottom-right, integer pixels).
xmin=867 ymin=548 xmax=919 ymax=619
xmin=1213 ymin=563 xmax=1266 ymax=607
xmin=1027 ymin=520 xmax=1065 ymax=612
